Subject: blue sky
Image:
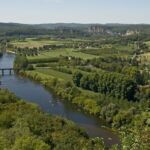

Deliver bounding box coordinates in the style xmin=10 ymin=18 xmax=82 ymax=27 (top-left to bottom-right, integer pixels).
xmin=0 ymin=0 xmax=149 ymax=24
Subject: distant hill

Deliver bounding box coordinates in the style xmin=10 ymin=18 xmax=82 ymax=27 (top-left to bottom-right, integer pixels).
xmin=0 ymin=22 xmax=150 ymax=37
xmin=35 ymin=23 xmax=91 ymax=30
xmin=0 ymin=23 xmax=48 ymax=37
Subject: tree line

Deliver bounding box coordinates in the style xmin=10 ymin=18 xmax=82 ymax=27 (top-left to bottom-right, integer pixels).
xmin=73 ymin=71 xmax=137 ymax=100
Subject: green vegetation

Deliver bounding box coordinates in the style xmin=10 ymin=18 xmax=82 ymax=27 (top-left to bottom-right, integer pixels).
xmin=1 ymin=23 xmax=150 ymax=149
xmin=73 ymin=71 xmax=137 ymax=100
xmin=0 ymin=51 xmax=2 ymax=57
xmin=36 ymin=68 xmax=72 ymax=81
xmin=14 ymin=55 xmax=28 ymax=70
xmin=145 ymin=41 xmax=150 ymax=48
xmin=18 ymin=69 xmax=150 ymax=149
xmin=28 ymin=49 xmax=97 ymax=60
xmin=0 ymin=89 xmax=107 ymax=150
xmin=80 ymin=44 xmax=134 ymax=57
xmin=10 ymin=38 xmax=65 ymax=48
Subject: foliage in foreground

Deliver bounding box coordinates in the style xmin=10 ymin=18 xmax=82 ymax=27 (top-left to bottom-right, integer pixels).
xmin=0 ymin=89 xmax=106 ymax=150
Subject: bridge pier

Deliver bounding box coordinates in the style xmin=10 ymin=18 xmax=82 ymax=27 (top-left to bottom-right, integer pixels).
xmin=0 ymin=68 xmax=17 ymax=76
xmin=9 ymin=69 xmax=12 ymax=75
xmin=2 ymin=69 xmax=4 ymax=76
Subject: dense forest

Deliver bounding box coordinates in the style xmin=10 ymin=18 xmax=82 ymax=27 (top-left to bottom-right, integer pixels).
xmin=73 ymin=71 xmax=137 ymax=100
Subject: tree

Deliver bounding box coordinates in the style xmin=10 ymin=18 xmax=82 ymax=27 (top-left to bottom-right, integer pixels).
xmin=122 ymin=66 xmax=143 ymax=84
xmin=73 ymin=71 xmax=137 ymax=101
xmin=12 ymin=136 xmax=50 ymax=150
xmin=14 ymin=55 xmax=28 ymax=70
xmin=73 ymin=72 xmax=83 ymax=87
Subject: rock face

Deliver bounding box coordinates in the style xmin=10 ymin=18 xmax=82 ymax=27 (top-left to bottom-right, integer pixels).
xmin=88 ymin=25 xmax=139 ymax=36
xmin=88 ymin=25 xmax=114 ymax=35
xmin=88 ymin=26 xmax=105 ymax=33
xmin=125 ymin=30 xmax=138 ymax=36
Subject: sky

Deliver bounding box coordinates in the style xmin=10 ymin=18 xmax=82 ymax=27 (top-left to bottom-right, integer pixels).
xmin=0 ymin=0 xmax=150 ymax=24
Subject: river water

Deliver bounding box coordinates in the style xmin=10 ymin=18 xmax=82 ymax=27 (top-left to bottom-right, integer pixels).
xmin=0 ymin=53 xmax=120 ymax=147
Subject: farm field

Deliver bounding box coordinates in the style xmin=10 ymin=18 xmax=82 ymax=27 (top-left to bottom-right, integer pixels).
xmin=145 ymin=41 xmax=150 ymax=48
xmin=10 ymin=38 xmax=70 ymax=48
xmin=140 ymin=52 xmax=150 ymax=63
xmin=10 ymin=38 xmax=93 ymax=49
xmin=80 ymin=44 xmax=134 ymax=57
xmin=36 ymin=68 xmax=72 ymax=81
xmin=10 ymin=38 xmax=135 ymax=61
xmin=28 ymin=48 xmax=98 ymax=60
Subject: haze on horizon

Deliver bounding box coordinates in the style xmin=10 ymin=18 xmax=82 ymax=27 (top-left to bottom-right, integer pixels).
xmin=0 ymin=0 xmax=149 ymax=24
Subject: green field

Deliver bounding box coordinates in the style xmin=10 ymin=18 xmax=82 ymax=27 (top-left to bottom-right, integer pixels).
xmin=36 ymin=68 xmax=72 ymax=81
xmin=10 ymin=38 xmax=134 ymax=60
xmin=140 ymin=52 xmax=150 ymax=63
xmin=80 ymin=44 xmax=134 ymax=57
xmin=10 ymin=38 xmax=98 ymax=60
xmin=28 ymin=48 xmax=98 ymax=60
xmin=11 ymin=38 xmax=68 ymax=48
xmin=145 ymin=41 xmax=150 ymax=48
xmin=10 ymin=38 xmax=91 ymax=49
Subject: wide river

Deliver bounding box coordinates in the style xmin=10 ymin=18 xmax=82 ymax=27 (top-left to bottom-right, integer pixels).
xmin=0 ymin=53 xmax=120 ymax=147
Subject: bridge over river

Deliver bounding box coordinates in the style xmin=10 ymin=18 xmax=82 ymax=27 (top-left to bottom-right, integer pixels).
xmin=0 ymin=68 xmax=19 ymax=76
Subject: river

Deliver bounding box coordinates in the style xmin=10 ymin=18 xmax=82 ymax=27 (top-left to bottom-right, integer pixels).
xmin=0 ymin=53 xmax=120 ymax=147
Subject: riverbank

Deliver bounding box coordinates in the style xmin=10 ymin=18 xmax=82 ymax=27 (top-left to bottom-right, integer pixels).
xmin=19 ymin=70 xmax=121 ymax=133
xmin=0 ymin=88 xmax=107 ymax=149
xmin=2 ymin=52 xmax=150 ymax=149
xmin=0 ymin=53 xmax=121 ymax=147
xmin=17 ymin=71 xmax=149 ymax=150
xmin=7 ymin=50 xmax=16 ymax=54
xmin=19 ymin=70 xmax=107 ymax=117
xmin=18 ymin=69 xmax=150 ymax=149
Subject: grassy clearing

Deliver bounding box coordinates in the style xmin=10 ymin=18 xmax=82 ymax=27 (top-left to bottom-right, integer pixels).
xmin=28 ymin=48 xmax=97 ymax=60
xmin=139 ymin=41 xmax=150 ymax=63
xmin=140 ymin=52 xmax=150 ymax=63
xmin=145 ymin=41 xmax=150 ymax=48
xmin=11 ymin=38 xmax=67 ymax=48
xmin=28 ymin=68 xmax=100 ymax=98
xmin=80 ymin=44 xmax=134 ymax=58
xmin=36 ymin=68 xmax=72 ymax=81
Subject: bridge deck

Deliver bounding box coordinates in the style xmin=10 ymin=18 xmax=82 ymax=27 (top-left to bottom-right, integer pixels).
xmin=0 ymin=68 xmax=13 ymax=70
xmin=0 ymin=68 xmax=19 ymax=76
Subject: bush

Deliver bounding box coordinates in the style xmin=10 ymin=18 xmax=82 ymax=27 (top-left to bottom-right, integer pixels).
xmin=27 ymin=64 xmax=34 ymax=70
xmin=14 ymin=55 xmax=28 ymax=70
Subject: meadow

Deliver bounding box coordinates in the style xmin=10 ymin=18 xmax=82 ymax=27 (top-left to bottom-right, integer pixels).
xmin=10 ymin=38 xmax=70 ymax=48
xmin=36 ymin=67 xmax=72 ymax=81
xmin=145 ymin=41 xmax=150 ymax=48
xmin=28 ymin=48 xmax=98 ymax=60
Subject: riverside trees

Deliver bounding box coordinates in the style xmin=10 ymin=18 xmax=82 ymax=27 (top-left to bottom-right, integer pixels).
xmin=14 ymin=55 xmax=28 ymax=70
xmin=0 ymin=52 xmax=2 ymax=57
xmin=0 ymin=89 xmax=105 ymax=150
xmin=73 ymin=71 xmax=137 ymax=101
